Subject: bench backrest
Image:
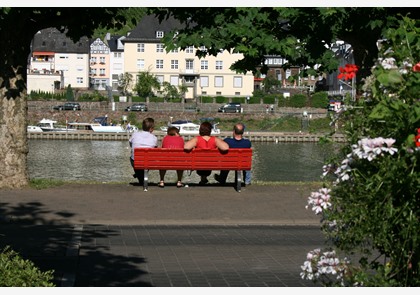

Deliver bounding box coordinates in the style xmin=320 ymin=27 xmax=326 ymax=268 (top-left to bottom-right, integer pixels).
xmin=134 ymin=148 xmax=252 ymax=170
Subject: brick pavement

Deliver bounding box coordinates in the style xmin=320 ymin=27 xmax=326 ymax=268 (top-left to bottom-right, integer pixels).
xmin=0 ymin=183 xmax=324 ymax=287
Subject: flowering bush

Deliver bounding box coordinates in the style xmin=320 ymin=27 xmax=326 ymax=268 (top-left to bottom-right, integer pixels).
xmin=302 ymin=16 xmax=420 ymax=286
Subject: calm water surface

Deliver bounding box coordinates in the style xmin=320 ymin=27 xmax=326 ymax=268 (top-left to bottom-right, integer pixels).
xmin=28 ymin=140 xmax=339 ymax=184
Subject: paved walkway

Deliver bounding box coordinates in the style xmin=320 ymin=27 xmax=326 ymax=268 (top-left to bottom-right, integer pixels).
xmin=0 ymin=182 xmax=324 ymax=287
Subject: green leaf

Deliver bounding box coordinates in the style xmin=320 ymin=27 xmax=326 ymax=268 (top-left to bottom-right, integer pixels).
xmin=377 ymin=70 xmax=403 ymax=86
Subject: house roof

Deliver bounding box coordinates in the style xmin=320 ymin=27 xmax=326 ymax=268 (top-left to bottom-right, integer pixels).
xmin=31 ymin=28 xmax=90 ymax=54
xmin=106 ymin=35 xmax=124 ymax=52
xmin=123 ymin=14 xmax=184 ymax=43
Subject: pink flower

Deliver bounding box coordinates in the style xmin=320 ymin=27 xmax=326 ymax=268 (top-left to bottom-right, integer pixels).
xmin=413 ymin=62 xmax=420 ymax=72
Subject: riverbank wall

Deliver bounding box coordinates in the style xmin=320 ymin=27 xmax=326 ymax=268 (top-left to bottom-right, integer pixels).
xmin=28 ymin=130 xmax=345 ymax=143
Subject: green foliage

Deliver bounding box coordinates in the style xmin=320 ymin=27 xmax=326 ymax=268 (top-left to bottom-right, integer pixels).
xmin=30 ymin=178 xmax=66 ymax=189
xmin=131 ymin=96 xmax=146 ymax=102
xmin=201 ymin=96 xmax=214 ymax=103
xmin=65 ymin=84 xmax=74 ymax=101
xmin=29 ymin=90 xmax=66 ymax=100
xmin=310 ymin=92 xmax=329 ymax=108
xmin=304 ymin=16 xmax=420 ymax=286
xmin=289 ymin=94 xmax=307 ymax=108
xmin=215 ymin=96 xmax=227 ymax=103
xmin=150 ymin=7 xmax=415 ymax=81
xmin=262 ymin=94 xmax=277 ymax=104
xmin=134 ymin=70 xmax=160 ymax=98
xmin=0 ymin=246 xmax=55 ymax=287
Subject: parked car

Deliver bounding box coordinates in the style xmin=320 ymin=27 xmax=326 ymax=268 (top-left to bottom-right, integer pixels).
xmin=125 ymin=103 xmax=148 ymax=112
xmin=53 ymin=102 xmax=81 ymax=111
xmin=218 ymin=103 xmax=242 ymax=113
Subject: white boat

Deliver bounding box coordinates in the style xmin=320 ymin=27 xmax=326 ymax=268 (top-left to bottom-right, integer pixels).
xmin=27 ymin=125 xmax=43 ymax=133
xmin=37 ymin=118 xmax=70 ymax=132
xmin=66 ymin=116 xmax=136 ymax=133
xmin=160 ymin=120 xmax=220 ymax=135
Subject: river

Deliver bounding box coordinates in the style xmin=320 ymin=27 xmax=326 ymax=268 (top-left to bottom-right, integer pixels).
xmin=28 ymin=140 xmax=340 ymax=184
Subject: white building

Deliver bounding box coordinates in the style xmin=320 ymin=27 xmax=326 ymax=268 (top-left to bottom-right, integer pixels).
xmin=27 ymin=28 xmax=90 ymax=93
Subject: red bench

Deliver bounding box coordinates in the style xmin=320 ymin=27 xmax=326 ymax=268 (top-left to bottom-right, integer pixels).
xmin=133 ymin=148 xmax=252 ymax=192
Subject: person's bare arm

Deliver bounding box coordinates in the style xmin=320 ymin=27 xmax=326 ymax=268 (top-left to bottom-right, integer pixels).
xmin=215 ymin=138 xmax=229 ymax=151
xmin=184 ymin=137 xmax=197 ymax=150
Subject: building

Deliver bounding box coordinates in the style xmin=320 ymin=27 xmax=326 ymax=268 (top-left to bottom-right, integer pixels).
xmin=27 ymin=28 xmax=90 ymax=93
xmin=104 ymin=33 xmax=126 ymax=91
xmin=122 ymin=15 xmax=254 ymax=100
xmin=89 ymin=37 xmax=111 ymax=90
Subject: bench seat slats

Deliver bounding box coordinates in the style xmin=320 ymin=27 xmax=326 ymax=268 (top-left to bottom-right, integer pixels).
xmin=134 ymin=148 xmax=252 ymax=170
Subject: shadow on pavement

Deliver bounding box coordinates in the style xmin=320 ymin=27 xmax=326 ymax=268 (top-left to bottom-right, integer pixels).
xmin=0 ymin=201 xmax=152 ymax=286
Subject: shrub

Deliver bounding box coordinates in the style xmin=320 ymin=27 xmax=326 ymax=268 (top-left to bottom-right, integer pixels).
xmin=289 ymin=94 xmax=307 ymax=108
xmin=0 ymin=246 xmax=55 ymax=287
xmin=302 ymin=16 xmax=420 ymax=287
xmin=310 ymin=92 xmax=329 ymax=108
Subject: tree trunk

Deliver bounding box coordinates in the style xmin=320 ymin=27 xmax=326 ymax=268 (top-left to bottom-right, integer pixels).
xmin=0 ymin=85 xmax=29 ymax=188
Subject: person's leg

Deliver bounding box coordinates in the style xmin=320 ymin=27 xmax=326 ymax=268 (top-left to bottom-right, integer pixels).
xmin=176 ymin=170 xmax=184 ymax=187
xmin=215 ymin=170 xmax=229 ymax=184
xmin=197 ymin=170 xmax=211 ymax=184
xmin=176 ymin=170 xmax=183 ymax=182
xmin=130 ymin=157 xmax=144 ymax=184
xmin=244 ymin=170 xmax=252 ymax=185
xmin=158 ymin=170 xmax=166 ymax=187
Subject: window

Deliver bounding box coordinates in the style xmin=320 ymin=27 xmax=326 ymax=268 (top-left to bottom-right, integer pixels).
xmin=215 ymin=61 xmax=223 ymax=70
xmin=156 ymin=59 xmax=164 ymax=69
xmin=91 ymin=69 xmax=97 ymax=75
xmin=200 ymin=76 xmax=209 ymax=87
xmin=276 ymin=70 xmax=281 ymax=80
xmin=100 ymin=69 xmax=106 ymax=76
xmin=171 ymin=60 xmax=179 ymax=69
xmin=186 ymin=59 xmax=194 ymax=70
xmin=185 ymin=46 xmax=194 ymax=54
xmin=200 ymin=60 xmax=208 ymax=70
xmin=156 ymin=44 xmax=164 ymax=53
xmin=137 ymin=43 xmax=145 ymax=52
xmin=77 ymin=54 xmax=83 ymax=60
xmin=114 ymin=52 xmax=122 ymax=58
xmin=77 ymin=77 xmax=83 ymax=84
xmin=233 ymin=76 xmax=242 ymax=88
xmin=286 ymin=69 xmax=291 ymax=79
xmin=156 ymin=75 xmax=164 ymax=84
xmin=170 ymin=75 xmax=179 ymax=86
xmin=156 ymin=31 xmax=164 ymax=38
xmin=137 ymin=59 xmax=145 ymax=70
xmin=100 ymin=57 xmax=106 ymax=64
xmin=113 ymin=63 xmax=122 ymax=70
xmin=215 ymin=76 xmax=223 ymax=87
xmin=170 ymin=48 xmax=179 ymax=53
xmin=91 ymin=57 xmax=97 ymax=64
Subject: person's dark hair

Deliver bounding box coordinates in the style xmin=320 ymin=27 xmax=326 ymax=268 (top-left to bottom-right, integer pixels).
xmin=142 ymin=118 xmax=155 ymax=132
xmin=167 ymin=126 xmax=179 ymax=136
xmin=199 ymin=121 xmax=212 ymax=136
xmin=234 ymin=123 xmax=245 ymax=135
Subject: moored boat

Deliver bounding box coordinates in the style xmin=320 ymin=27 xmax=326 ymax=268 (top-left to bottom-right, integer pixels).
xmin=160 ymin=120 xmax=220 ymax=135
xmin=37 ymin=118 xmax=71 ymax=132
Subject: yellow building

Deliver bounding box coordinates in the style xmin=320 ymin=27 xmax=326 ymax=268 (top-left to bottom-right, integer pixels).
xmin=122 ymin=15 xmax=254 ymax=100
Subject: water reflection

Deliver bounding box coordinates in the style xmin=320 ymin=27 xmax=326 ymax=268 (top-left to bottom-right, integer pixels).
xmin=28 ymin=140 xmax=339 ymax=183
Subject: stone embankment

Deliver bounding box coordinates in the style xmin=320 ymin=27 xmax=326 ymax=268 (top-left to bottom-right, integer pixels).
xmin=27 ymin=101 xmax=342 ymax=142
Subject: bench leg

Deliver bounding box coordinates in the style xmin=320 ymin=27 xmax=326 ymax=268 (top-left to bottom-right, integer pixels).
xmin=235 ymin=170 xmax=242 ymax=192
xmin=143 ymin=169 xmax=148 ymax=192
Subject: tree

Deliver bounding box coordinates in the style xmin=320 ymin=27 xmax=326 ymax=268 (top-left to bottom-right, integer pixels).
xmin=134 ymin=70 xmax=161 ymax=99
xmin=0 ymin=7 xmax=126 ymax=188
xmin=117 ymin=72 xmax=134 ymax=96
xmin=149 ymin=8 xmax=419 ymax=83
xmin=65 ymin=84 xmax=74 ymax=101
